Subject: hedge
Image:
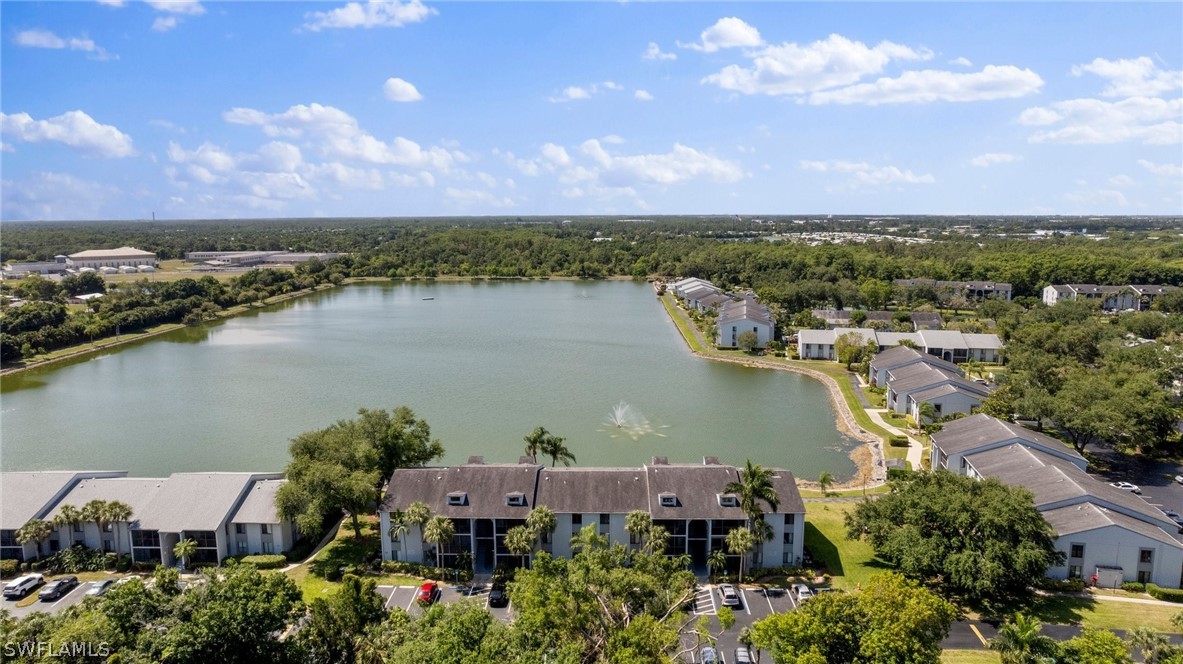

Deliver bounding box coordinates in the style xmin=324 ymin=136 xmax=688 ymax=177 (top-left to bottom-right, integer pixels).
xmin=1147 ymin=583 xmax=1183 ymax=603
xmin=1121 ymin=581 xmax=1146 ymax=593
xmin=888 ymin=435 xmax=910 ymax=447
xmin=0 ymin=559 xmax=19 ymax=578
xmin=1036 ymin=577 xmax=1086 ymax=592
xmin=380 ymin=561 xmax=472 ymax=583
xmin=239 ymin=554 xmax=286 ymax=570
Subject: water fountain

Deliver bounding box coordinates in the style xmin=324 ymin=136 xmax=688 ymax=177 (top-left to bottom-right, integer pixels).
xmin=599 ymin=401 xmax=669 ymax=441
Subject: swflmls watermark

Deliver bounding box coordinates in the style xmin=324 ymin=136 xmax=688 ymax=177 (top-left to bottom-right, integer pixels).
xmin=2 ymin=641 xmax=111 ymax=658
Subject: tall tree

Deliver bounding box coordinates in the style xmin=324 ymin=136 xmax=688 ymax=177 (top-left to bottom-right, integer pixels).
xmin=724 ymin=459 xmax=781 ymax=527
xmin=105 ymin=500 xmax=134 ymax=557
xmin=525 ymin=505 xmax=556 ymax=554
xmin=1127 ymin=626 xmax=1171 ymax=664
xmin=817 ymin=471 xmax=834 ymax=496
xmin=14 ymin=519 xmax=54 ymax=560
xmin=707 ymin=549 xmax=727 ymax=582
xmin=422 ymin=516 xmax=455 ymax=568
xmin=725 ymin=527 xmax=756 ymax=582
xmin=81 ymin=499 xmax=110 ymax=547
xmin=173 ymin=538 xmax=197 ymax=570
xmin=522 ymin=426 xmax=550 ymax=460
xmin=539 ymin=434 xmax=576 ymax=467
xmin=990 ymin=613 xmax=1058 ymax=664
xmin=625 ymin=510 xmax=652 ymax=551
xmin=388 ymin=510 xmax=410 ymax=562
xmin=296 ymin=574 xmax=385 ymax=664
xmin=504 ymin=525 xmax=534 ymax=568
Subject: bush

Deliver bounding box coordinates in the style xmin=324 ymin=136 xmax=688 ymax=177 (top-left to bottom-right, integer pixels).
xmin=116 ymin=555 xmax=132 ymax=573
xmin=30 ymin=560 xmax=44 ymax=572
xmin=888 ymin=436 xmax=910 ymax=448
xmin=0 ymin=559 xmax=19 ymax=578
xmin=239 ymin=554 xmax=286 ymax=570
xmin=1036 ymin=577 xmax=1086 ymax=592
xmin=132 ymin=561 xmax=159 ymax=573
xmin=1147 ymin=584 xmax=1183 ymax=603
xmin=1121 ymin=581 xmax=1146 ymax=593
xmin=887 ymin=467 xmax=914 ymax=481
xmin=103 ymin=552 xmax=119 ymax=570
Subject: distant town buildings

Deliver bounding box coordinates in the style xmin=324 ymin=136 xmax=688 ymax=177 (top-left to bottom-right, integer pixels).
xmin=379 ymin=457 xmax=805 ymax=575
xmin=811 ymin=309 xmax=944 ymax=331
xmin=184 ymin=251 xmax=340 ymax=267
xmin=893 ymin=279 xmax=1013 ymax=302
xmin=797 ymin=328 xmax=1002 ymax=364
xmin=1 ymin=256 xmax=69 ymax=277
xmin=932 ymin=414 xmax=1183 ymax=589
xmin=1042 ymin=284 xmax=1177 ymax=311
xmin=0 ymin=471 xmax=295 ymax=565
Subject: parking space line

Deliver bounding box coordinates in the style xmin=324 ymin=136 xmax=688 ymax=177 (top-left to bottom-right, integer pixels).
xmin=382 ymin=587 xmax=399 ymax=610
xmin=50 ymin=583 xmax=89 ymax=609
xmin=738 ymin=588 xmax=751 ymax=615
xmin=764 ymin=588 xmax=775 ymax=614
xmin=406 ymin=590 xmax=418 ymax=612
xmin=787 ymin=588 xmax=798 ymax=611
xmin=969 ymin=623 xmax=988 ymax=646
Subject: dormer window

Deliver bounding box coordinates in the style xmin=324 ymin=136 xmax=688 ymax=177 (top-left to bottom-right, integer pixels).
xmin=659 ymin=492 xmax=678 ymax=507
xmin=447 ymin=491 xmax=468 ymax=506
xmin=505 ymin=492 xmax=527 ymax=507
xmin=717 ymin=494 xmax=739 ymax=507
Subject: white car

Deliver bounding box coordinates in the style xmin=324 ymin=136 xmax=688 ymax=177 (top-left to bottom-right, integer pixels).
xmin=1164 ymin=510 xmax=1183 ymax=530
xmin=1175 ymin=475 xmax=1183 ymax=485
xmin=792 ymin=583 xmax=814 ymax=602
xmin=3 ymin=574 xmax=45 ymax=599
xmin=718 ymin=583 xmax=740 ymax=607
xmin=1110 ymin=481 xmax=1142 ymax=494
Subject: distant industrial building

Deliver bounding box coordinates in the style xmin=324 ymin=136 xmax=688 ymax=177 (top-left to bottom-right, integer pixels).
xmin=184 ymin=250 xmax=340 ymax=267
xmin=66 ymin=247 xmax=157 ymax=270
xmin=2 ymin=256 xmax=69 ymax=277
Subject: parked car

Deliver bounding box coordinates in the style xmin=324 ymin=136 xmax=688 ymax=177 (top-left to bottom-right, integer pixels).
xmin=3 ymin=574 xmax=45 ymax=599
xmin=734 ymin=646 xmax=754 ymax=663
xmin=718 ymin=583 xmax=740 ymax=607
xmin=417 ymin=582 xmax=438 ymax=604
xmin=699 ymin=646 xmax=720 ymax=664
xmin=1175 ymin=475 xmax=1183 ymax=485
xmin=488 ymin=582 xmax=508 ymax=608
xmin=1110 ymin=481 xmax=1142 ymax=494
xmin=1164 ymin=510 xmax=1183 ymax=531
xmin=38 ymin=576 xmax=78 ymax=601
xmin=792 ymin=583 xmax=814 ymax=602
xmin=87 ymin=579 xmax=117 ymax=596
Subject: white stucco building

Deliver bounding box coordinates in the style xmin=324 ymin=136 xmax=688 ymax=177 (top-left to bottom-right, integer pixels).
xmin=66 ymin=247 xmax=157 ymax=270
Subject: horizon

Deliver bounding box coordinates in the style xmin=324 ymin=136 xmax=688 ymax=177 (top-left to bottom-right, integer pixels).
xmin=2 ymin=1 xmax=1181 ymax=220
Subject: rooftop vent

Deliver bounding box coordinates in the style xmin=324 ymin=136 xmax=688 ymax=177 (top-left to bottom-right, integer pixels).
xmin=505 ymin=492 xmax=527 ymax=507
xmin=446 ymin=491 xmax=468 ymax=506
xmin=652 ymin=456 xmax=668 ymax=466
xmin=703 ymin=456 xmax=721 ymax=465
xmin=717 ymin=493 xmax=739 ymax=507
xmin=658 ymin=492 xmax=678 ymax=507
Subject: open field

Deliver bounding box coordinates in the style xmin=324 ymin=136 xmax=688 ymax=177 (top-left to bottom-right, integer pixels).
xmin=941 ymin=651 xmax=1000 ymax=664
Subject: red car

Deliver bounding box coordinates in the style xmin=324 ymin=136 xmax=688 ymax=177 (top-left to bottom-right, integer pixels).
xmin=417 ymin=582 xmax=438 ymax=604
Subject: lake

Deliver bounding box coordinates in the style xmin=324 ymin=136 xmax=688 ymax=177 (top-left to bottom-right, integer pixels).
xmin=0 ymin=281 xmax=858 ymax=479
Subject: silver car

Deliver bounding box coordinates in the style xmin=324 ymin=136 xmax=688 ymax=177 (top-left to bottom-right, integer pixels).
xmin=718 ymin=583 xmax=740 ymax=607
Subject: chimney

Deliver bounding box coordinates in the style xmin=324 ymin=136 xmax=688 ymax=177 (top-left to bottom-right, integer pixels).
xmin=651 ymin=456 xmax=668 ymax=466
xmin=703 ymin=456 xmax=721 ymax=465
xmin=467 ymin=455 xmax=485 ymax=465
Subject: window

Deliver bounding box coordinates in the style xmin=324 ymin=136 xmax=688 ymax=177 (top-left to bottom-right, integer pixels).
xmin=261 ymin=524 xmax=272 ymax=535
xmin=447 ymin=492 xmax=468 ymax=506
xmin=103 ymin=523 xmax=113 ymax=532
xmin=1140 ymin=549 xmax=1154 ymax=564
xmin=235 ymin=524 xmax=246 ymax=535
xmin=783 ymin=531 xmax=794 ymax=545
xmin=1068 ymin=565 xmax=1082 ymax=579
xmin=1070 ymin=544 xmax=1084 ymax=559
xmin=599 ymin=514 xmax=610 ymax=526
xmin=237 ymin=541 xmax=248 ymax=554
xmin=717 ymin=494 xmax=738 ymax=507
xmin=73 ymin=523 xmax=83 ymax=533
xmin=1138 ymin=570 xmax=1152 ymax=584
xmin=132 ymin=530 xmax=160 ymax=548
xmin=783 ymin=551 xmax=793 ymax=565
xmin=191 ymin=531 xmax=217 ymax=548
xmin=506 ymin=493 xmax=526 ymax=507
xmin=659 ymin=493 xmax=677 ymax=507
xmin=786 ymin=514 xmax=795 ymax=525
xmin=262 ymin=541 xmax=274 ymax=554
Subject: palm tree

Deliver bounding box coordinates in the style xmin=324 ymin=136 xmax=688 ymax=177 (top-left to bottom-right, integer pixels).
xmin=54 ymin=504 xmax=83 ymax=545
xmin=724 ymin=460 xmax=780 ymax=527
xmin=522 ymin=427 xmax=549 ymax=460
xmin=817 ymin=471 xmax=834 ymax=497
xmin=539 ymin=434 xmax=576 ymax=467
xmin=525 ymin=505 xmax=556 ymax=553
xmin=725 ymin=528 xmax=757 ymax=583
xmin=422 ymin=516 xmax=455 ymax=568
xmin=81 ymin=499 xmax=110 ymax=549
xmin=388 ymin=510 xmax=410 ymax=562
xmin=989 ymin=613 xmax=1056 ymax=664
xmin=625 ymin=510 xmax=652 ymax=550
xmin=105 ymin=500 xmax=133 ymax=558
xmin=645 ymin=524 xmax=670 ymax=555
xmin=707 ymin=549 xmax=728 ymax=582
xmin=1127 ymin=626 xmax=1170 ymax=664
xmin=173 ymin=538 xmax=197 ymax=570
xmin=404 ymin=501 xmax=430 ymax=561
xmin=570 ymin=524 xmax=608 ymax=554
xmin=15 ymin=519 xmax=54 ymax=560
xmin=504 ymin=525 xmax=534 ymax=568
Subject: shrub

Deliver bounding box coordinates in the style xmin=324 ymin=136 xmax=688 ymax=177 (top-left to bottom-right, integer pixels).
xmin=30 ymin=560 xmax=44 ymax=572
xmin=0 ymin=559 xmax=19 ymax=578
xmin=132 ymin=561 xmax=158 ymax=573
xmin=116 ymin=555 xmax=132 ymax=573
xmin=1121 ymin=581 xmax=1146 ymax=593
xmin=1036 ymin=577 xmax=1086 ymax=592
xmin=103 ymin=552 xmax=119 ymax=570
xmin=888 ymin=436 xmax=910 ymax=448
xmin=1147 ymin=584 xmax=1183 ymax=603
xmin=887 ymin=467 xmax=914 ymax=481
xmin=239 ymin=554 xmax=286 ymax=570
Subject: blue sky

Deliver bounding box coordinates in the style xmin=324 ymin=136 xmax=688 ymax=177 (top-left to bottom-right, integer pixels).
xmin=1 ymin=1 xmax=1180 ymax=220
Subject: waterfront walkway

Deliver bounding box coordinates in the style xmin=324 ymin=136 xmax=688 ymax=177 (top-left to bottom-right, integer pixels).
xmin=865 ymin=409 xmax=926 ymax=470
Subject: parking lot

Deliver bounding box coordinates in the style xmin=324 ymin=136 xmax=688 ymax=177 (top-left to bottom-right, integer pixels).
xmin=679 ymin=584 xmax=801 ymax=662
xmin=3 ymin=580 xmax=94 ymax=619
xmin=375 ymin=582 xmax=512 ymax=621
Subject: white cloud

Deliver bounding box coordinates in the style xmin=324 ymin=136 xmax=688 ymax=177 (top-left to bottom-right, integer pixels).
xmin=15 ymin=29 xmax=113 ymax=59
xmin=388 ymin=171 xmax=434 ymax=188
xmin=950 ymin=56 xmax=973 ymax=67
xmin=152 ymin=17 xmax=178 ymax=32
xmin=1138 ymin=159 xmax=1183 ymax=177
xmin=97 ymin=0 xmax=126 ymax=6
xmin=679 ymin=17 xmax=762 ymax=53
xmin=808 ymin=65 xmax=1043 ymax=105
xmin=800 ymin=159 xmax=934 ymax=187
xmin=145 ymin=0 xmax=204 ymax=15
xmin=969 ymin=153 xmax=1022 ymax=167
xmin=302 ymin=0 xmax=435 ymax=31
xmin=445 ymin=187 xmax=515 ymax=207
xmin=602 ymin=81 xmax=623 ymax=91
xmin=1071 ymin=56 xmax=1182 ymax=98
xmin=586 ymin=140 xmax=744 ymax=186
xmin=1 ymin=110 xmax=135 ymax=157
xmin=634 ymin=89 xmax=654 ymax=101
xmin=1020 ymin=96 xmax=1182 ymax=145
xmin=1108 ymin=174 xmax=1136 ymax=187
xmin=222 ymin=102 xmax=460 ymax=170
xmin=383 ymin=77 xmax=423 ymax=102
xmin=476 ymin=171 xmax=497 ymax=188
xmin=600 ymin=134 xmax=625 ymax=144
xmin=548 ymin=81 xmax=624 ymax=103
xmin=540 ymin=143 xmax=572 ymax=167
xmin=1065 ymin=189 xmax=1128 ymax=207
xmin=643 ymin=42 xmax=676 ymax=61
xmin=702 ymin=33 xmax=931 ymax=96
xmin=1 ymin=172 xmax=118 ymax=220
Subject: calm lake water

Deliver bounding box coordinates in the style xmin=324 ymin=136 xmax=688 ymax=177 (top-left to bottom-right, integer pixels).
xmin=0 ymin=281 xmax=857 ymax=479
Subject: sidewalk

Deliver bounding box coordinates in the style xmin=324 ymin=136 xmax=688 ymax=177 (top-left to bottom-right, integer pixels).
xmin=865 ymin=408 xmax=925 ymax=470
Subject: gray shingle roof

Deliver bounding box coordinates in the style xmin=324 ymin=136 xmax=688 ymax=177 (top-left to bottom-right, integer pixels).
xmin=917 ymin=330 xmax=970 ymax=350
xmin=717 ymin=299 xmax=772 ymax=327
xmin=646 ymin=465 xmax=803 ymax=520
xmin=381 ymin=464 xmax=542 ymax=519
xmin=230 ymin=479 xmax=286 ymax=524
xmin=0 ymin=471 xmax=125 ymax=530
xmin=964 ymin=444 xmax=1178 ymax=533
xmin=45 ymin=477 xmax=167 ymax=526
xmin=1041 ymin=503 xmax=1183 ymax=549
xmin=535 ymin=468 xmax=650 ymax=514
xmin=909 ymin=382 xmax=990 ymax=403
xmin=873 ymin=346 xmax=963 ymax=376
xmin=930 ymin=414 xmax=1083 ymax=461
xmin=886 ymin=363 xmax=962 ymax=393
xmin=136 ymin=472 xmax=279 ymax=532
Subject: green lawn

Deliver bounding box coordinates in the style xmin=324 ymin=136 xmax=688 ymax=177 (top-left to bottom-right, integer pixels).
xmin=803 ymin=502 xmax=888 ymax=591
xmin=976 ymin=594 xmax=1183 ymax=633
xmin=798 ymin=485 xmax=890 ymax=499
xmin=285 ymin=517 xmax=424 ymax=603
xmin=941 ymin=651 xmax=999 ymax=664
xmin=659 ymin=294 xmax=707 ymax=353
